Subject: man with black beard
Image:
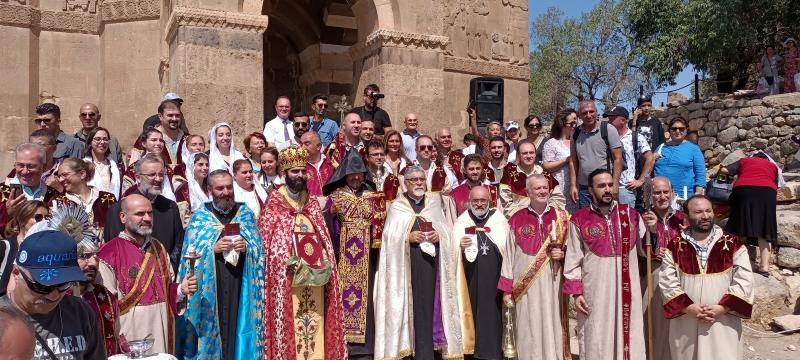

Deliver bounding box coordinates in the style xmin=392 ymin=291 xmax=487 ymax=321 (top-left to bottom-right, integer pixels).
xmin=453 ymin=186 xmax=509 ymax=359
xmin=103 ymin=154 xmax=185 ymax=271
xmin=99 ymin=194 xmax=197 ymax=354
xmin=659 ymin=195 xmax=753 ymax=360
xmin=179 ymin=170 xmax=265 ymax=359
xmin=373 ymin=166 xmax=464 ymax=359
xmin=258 ymin=147 xmax=346 ymax=359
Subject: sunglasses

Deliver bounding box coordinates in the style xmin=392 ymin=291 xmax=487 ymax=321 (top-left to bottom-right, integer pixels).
xmin=526 ymin=123 xmax=542 ymax=129
xmin=418 ymin=145 xmax=435 ymax=151
xmin=19 ymin=269 xmax=73 ymax=295
xmin=80 ymin=112 xmax=97 ymax=118
xmin=669 ymin=127 xmax=687 ymax=132
xmin=316 ymin=104 xmax=328 ymax=108
xmin=294 ymin=122 xmax=309 ymax=128
xmin=33 ymin=213 xmax=47 ymax=222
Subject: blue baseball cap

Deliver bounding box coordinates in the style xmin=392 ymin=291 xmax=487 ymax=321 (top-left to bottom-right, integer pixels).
xmin=16 ymin=230 xmax=87 ymax=286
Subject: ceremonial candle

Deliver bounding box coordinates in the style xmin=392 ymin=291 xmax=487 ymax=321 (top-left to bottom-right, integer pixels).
xmin=683 ymin=186 xmax=687 ymax=200
xmin=551 ymin=219 xmax=557 ymax=241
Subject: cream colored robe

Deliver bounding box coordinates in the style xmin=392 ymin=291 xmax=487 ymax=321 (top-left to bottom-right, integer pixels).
xmin=562 ymin=213 xmax=647 ymax=360
xmin=658 ymin=229 xmax=754 ymax=360
xmin=373 ymin=192 xmax=464 ymax=359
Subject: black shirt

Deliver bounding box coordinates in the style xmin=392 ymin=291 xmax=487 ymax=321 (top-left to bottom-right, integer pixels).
xmin=352 ymin=106 xmax=392 ymax=135
xmin=633 ymin=116 xmax=666 ymax=150
xmin=0 ymin=295 xmax=105 ymax=359
xmin=0 ymin=237 xmax=17 ymax=296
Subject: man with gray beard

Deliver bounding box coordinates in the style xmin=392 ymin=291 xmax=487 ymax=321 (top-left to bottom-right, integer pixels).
xmin=103 ymin=154 xmax=185 ymax=271
xmin=99 ymin=194 xmax=197 ymax=355
xmin=373 ymin=166 xmax=464 ymax=360
xmin=453 ymin=186 xmax=509 ymax=358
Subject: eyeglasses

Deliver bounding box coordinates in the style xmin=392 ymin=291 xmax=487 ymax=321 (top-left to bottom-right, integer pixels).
xmin=406 ymin=177 xmax=426 ymax=183
xmin=418 ymin=145 xmax=435 ymax=151
xmin=294 ymin=122 xmax=309 ymax=128
xmin=19 ymin=269 xmax=73 ymax=295
xmin=92 ymin=137 xmax=109 ymax=143
xmin=80 ymin=112 xmax=97 ymax=118
xmin=138 ymin=172 xmax=165 ymax=180
xmin=14 ymin=162 xmax=40 ymax=171
xmin=34 ymin=118 xmax=54 ymax=125
xmin=33 ymin=213 xmax=47 ymax=222
xmin=669 ymin=127 xmax=687 ymax=133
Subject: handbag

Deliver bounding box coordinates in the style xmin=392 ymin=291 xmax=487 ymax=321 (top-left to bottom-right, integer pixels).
xmin=706 ymin=173 xmax=734 ymax=203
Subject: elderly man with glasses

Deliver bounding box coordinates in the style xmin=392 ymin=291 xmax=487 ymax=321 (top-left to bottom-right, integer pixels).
xmin=0 ymin=230 xmax=105 ymax=359
xmin=0 ymin=143 xmax=64 ymax=235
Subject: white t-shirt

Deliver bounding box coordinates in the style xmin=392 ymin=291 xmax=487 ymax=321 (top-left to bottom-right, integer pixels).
xmin=618 ymin=128 xmax=651 ymax=185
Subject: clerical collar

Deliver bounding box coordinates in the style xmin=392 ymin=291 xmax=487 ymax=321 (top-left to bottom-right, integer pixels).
xmin=286 ymin=188 xmax=302 ymax=200
xmin=211 ymin=200 xmax=234 ymax=215
xmin=405 ymin=193 xmax=425 ymax=206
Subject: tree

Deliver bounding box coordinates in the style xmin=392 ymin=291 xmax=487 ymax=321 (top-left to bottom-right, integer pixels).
xmin=628 ymin=0 xmax=800 ymax=91
xmin=528 ymin=0 xmax=657 ymax=120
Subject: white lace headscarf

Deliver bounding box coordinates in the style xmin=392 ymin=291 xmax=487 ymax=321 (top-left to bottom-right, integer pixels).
xmin=208 ymin=122 xmax=245 ymax=174
xmin=186 ymin=152 xmax=211 ymax=211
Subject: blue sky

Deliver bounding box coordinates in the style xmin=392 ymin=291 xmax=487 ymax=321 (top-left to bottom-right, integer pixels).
xmin=529 ymin=0 xmax=695 ymax=108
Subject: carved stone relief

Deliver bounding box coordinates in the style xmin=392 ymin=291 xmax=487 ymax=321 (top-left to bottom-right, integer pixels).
xmin=64 ymin=0 xmax=100 ymax=13
xmin=0 ymin=0 xmax=26 ymax=5
xmin=444 ymin=0 xmax=527 ymax=65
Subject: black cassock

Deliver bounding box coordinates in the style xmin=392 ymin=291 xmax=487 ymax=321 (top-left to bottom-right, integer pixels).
xmin=462 ymin=209 xmax=503 ymax=360
xmin=205 ymin=203 xmax=246 ymax=360
xmin=406 ymin=194 xmax=439 ymax=360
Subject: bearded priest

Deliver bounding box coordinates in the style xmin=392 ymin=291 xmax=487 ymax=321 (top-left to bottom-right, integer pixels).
xmin=258 ymin=147 xmax=346 ymax=360
xmin=178 ymin=170 xmax=265 ymax=359
xmin=453 ymin=186 xmax=509 ymax=358
xmin=373 ymin=165 xmax=464 ymax=360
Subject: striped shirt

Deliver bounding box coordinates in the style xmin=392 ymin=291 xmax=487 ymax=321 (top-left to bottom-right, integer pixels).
xmin=682 ymin=226 xmax=722 ymax=268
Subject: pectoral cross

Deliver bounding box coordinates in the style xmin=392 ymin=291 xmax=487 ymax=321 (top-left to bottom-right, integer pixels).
xmin=480 ymin=242 xmax=490 ymax=255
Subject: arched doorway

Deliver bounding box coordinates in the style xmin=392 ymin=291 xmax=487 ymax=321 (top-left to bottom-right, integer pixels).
xmin=262 ymin=0 xmax=359 ymax=124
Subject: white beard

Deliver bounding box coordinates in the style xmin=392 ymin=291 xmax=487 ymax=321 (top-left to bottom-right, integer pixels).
xmin=412 ymin=188 xmax=425 ymax=197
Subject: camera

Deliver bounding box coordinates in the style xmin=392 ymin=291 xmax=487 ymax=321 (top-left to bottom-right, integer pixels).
xmin=370 ymin=92 xmax=385 ymax=100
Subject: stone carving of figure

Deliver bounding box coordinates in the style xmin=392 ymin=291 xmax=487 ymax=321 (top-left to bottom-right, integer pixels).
xmin=64 ymin=0 xmax=99 ymax=13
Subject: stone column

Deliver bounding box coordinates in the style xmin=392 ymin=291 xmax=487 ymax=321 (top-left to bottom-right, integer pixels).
xmin=349 ymin=30 xmax=450 ymax=136
xmin=165 ymin=6 xmax=268 ymax=142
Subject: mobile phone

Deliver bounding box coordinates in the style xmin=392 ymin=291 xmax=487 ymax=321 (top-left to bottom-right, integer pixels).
xmin=419 ymin=221 xmax=433 ymax=233
xmin=9 ymin=184 xmax=23 ymax=199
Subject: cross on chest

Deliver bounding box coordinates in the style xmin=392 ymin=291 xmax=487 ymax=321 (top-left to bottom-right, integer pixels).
xmin=480 ymin=242 xmax=490 ymax=255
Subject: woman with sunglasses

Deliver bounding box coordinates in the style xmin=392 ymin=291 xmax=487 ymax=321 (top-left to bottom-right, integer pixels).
xmin=0 ymin=200 xmax=48 ymax=295
xmin=542 ymin=109 xmax=579 ymax=213
xmin=56 ymin=157 xmax=118 ymax=238
xmin=654 ymin=117 xmax=706 ymax=200
xmin=83 ymin=126 xmax=124 ymax=199
xmin=383 ymin=129 xmax=410 ymax=175
xmin=523 ymin=115 xmax=547 ymax=164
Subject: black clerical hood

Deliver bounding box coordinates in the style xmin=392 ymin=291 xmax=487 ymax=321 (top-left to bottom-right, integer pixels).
xmin=322 ymin=148 xmax=376 ymax=196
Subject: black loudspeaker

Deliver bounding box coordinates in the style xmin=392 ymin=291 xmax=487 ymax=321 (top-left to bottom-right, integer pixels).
xmin=469 ymin=77 xmax=504 ymax=133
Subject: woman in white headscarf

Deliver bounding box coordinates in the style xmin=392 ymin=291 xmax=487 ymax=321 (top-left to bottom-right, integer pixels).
xmin=208 ymin=122 xmax=245 ymax=173
xmin=232 ymin=159 xmax=268 ymax=218
xmin=175 ymin=152 xmax=211 ymax=227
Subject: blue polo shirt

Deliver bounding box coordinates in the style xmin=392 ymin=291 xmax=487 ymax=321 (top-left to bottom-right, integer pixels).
xmin=310 ymin=117 xmax=339 ymax=147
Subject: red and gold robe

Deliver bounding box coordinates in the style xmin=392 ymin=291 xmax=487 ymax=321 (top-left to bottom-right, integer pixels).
xmin=258 ymin=187 xmax=346 ymax=360
xmin=306 ymin=159 xmax=335 ymax=197
xmin=449 ymin=182 xmax=499 ymax=216
xmin=446 ymin=150 xmax=466 ymax=182
xmin=0 ymin=183 xmax=63 ymax=235
xmin=659 ymin=227 xmax=753 ymax=360
xmin=69 ymin=284 xmax=123 ymax=356
xmin=324 ymin=133 xmax=365 ymax=168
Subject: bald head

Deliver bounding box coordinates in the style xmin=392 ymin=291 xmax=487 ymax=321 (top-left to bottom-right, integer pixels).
xmin=121 ymin=194 xmax=150 ymax=213
xmin=526 ymin=174 xmax=551 ymax=208
xmin=468 ymin=185 xmax=492 ymax=216
xmin=79 ymin=103 xmax=101 ymax=132
xmin=651 ymin=176 xmax=672 ymax=189
xmin=469 ymin=185 xmax=490 ymax=201
xmin=650 ymin=176 xmax=675 ymax=212
xmin=120 ymin=194 xmax=154 ymax=238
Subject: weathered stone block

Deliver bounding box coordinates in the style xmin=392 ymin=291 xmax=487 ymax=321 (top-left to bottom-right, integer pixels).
xmin=698 ymin=137 xmax=715 ymax=151
xmin=761 ymin=124 xmax=780 ymax=137
xmin=778 ymin=247 xmax=800 ymax=268
xmin=774 ymin=116 xmax=786 ymax=126
xmin=750 ymin=105 xmax=768 ymax=117
xmin=780 ymin=125 xmax=794 ymax=136
xmin=717 ymin=126 xmax=739 ymax=145
xmin=704 ymin=121 xmax=718 ymax=137
xmin=741 ymin=116 xmax=760 ymax=129
xmin=686 ymin=102 xmax=703 ymax=111
xmin=688 ymin=118 xmax=704 ymax=131
xmin=747 ymin=99 xmax=764 ymax=107
xmin=738 ymin=128 xmax=748 ymax=140
xmin=707 ymin=108 xmax=722 ymax=122
xmin=721 ymin=108 xmax=738 ymax=117
xmin=764 ymin=92 xmax=800 ymax=107
xmin=752 ymin=138 xmax=768 ymax=149
xmin=788 ymin=115 xmax=800 ymax=126
xmin=719 ymin=117 xmax=735 ymax=129
xmin=777 ymin=212 xmax=800 ymax=248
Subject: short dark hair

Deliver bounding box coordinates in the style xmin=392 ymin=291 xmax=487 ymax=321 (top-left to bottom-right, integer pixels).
xmin=489 ymin=136 xmax=506 ymax=145
xmin=364 ymin=84 xmax=380 ymax=94
xmin=311 ymin=94 xmax=327 ymax=103
xmin=463 ymin=133 xmax=476 ymax=142
xmin=366 ymin=139 xmax=384 ymax=151
xmin=206 ymin=169 xmax=233 ymax=189
xmin=232 ymin=159 xmax=252 ymax=173
xmin=35 ymin=103 xmax=60 ymax=119
xmin=669 ymin=117 xmax=688 ymax=128
xmin=259 ymin=147 xmax=279 ymax=160
xmin=293 ymin=112 xmax=310 ymax=119
xmin=84 ymin=126 xmax=112 ymax=158
xmin=588 ymin=168 xmax=613 ymax=187
xmin=29 ymin=129 xmax=56 ymax=145
xmin=157 ymin=100 xmax=182 ymax=114
xmin=462 ymin=154 xmax=485 ymax=170
xmin=139 ymin=128 xmax=163 ymax=146
xmin=683 ymin=194 xmax=712 ymax=214
xmin=523 ymin=115 xmax=541 ymax=129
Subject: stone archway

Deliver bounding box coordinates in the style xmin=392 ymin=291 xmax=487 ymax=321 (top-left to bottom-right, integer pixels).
xmin=261 ymin=0 xmax=361 ymax=123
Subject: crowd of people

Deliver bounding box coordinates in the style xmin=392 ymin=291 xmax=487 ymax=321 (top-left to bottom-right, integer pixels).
xmin=0 ymin=85 xmax=778 ymax=360
xmin=758 ymin=37 xmax=800 ymax=95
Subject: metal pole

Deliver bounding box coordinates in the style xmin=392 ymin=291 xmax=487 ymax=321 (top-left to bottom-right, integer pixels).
xmin=694 ymin=74 xmax=700 ymax=103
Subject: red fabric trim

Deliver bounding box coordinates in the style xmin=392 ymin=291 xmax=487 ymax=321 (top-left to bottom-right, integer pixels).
xmin=447 ymin=151 xmax=464 ymax=182
xmin=718 ymin=294 xmax=752 ymax=319
xmin=663 ymin=293 xmax=693 ymax=319
xmin=562 ymin=279 xmax=583 ymax=295
xmin=497 ymin=276 xmax=513 ymax=293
